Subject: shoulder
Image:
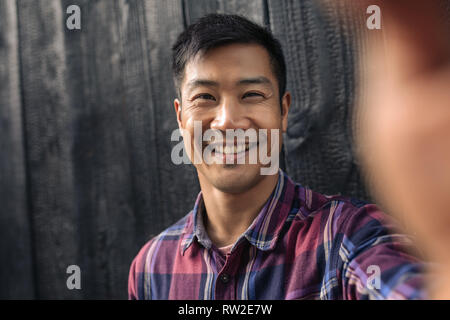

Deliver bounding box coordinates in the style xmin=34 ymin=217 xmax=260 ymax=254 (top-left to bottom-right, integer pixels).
xmin=133 ymin=212 xmax=192 ymax=265
xmin=128 ymin=212 xmax=192 ymax=299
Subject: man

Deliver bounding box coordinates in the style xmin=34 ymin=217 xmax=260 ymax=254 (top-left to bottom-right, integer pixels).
xmin=128 ymin=13 xmax=425 ymax=300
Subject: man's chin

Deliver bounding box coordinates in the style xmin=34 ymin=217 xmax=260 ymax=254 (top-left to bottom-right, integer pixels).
xmin=212 ymin=179 xmax=257 ymax=194
xmin=203 ymin=164 xmax=264 ymax=194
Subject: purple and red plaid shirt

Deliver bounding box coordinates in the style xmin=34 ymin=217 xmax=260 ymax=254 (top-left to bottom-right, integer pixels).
xmin=128 ymin=170 xmax=426 ymax=300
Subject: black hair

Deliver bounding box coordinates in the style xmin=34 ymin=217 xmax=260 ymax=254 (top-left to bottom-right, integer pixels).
xmin=172 ymin=14 xmax=287 ymax=101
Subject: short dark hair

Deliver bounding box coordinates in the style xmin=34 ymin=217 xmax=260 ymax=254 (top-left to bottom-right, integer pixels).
xmin=172 ymin=14 xmax=287 ymax=101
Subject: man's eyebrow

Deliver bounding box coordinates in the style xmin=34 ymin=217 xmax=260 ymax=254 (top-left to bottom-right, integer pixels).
xmin=186 ymin=79 xmax=219 ymax=90
xmin=237 ymin=77 xmax=274 ymax=88
xmin=185 ymin=77 xmax=274 ymax=91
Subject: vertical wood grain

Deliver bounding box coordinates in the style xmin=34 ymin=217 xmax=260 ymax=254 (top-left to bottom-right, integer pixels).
xmin=16 ymin=0 xmax=81 ymax=298
xmin=0 ymin=0 xmax=35 ymax=299
xmin=184 ymin=0 xmax=266 ymax=25
xmin=268 ymin=0 xmax=370 ymax=200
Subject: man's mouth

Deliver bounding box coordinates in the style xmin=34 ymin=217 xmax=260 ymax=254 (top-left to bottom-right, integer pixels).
xmin=204 ymin=141 xmax=259 ymax=163
xmin=213 ymin=143 xmax=251 ymax=155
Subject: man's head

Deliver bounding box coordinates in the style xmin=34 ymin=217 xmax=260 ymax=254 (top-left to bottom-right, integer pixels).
xmin=172 ymin=14 xmax=291 ymax=194
xmin=172 ymin=14 xmax=287 ymax=103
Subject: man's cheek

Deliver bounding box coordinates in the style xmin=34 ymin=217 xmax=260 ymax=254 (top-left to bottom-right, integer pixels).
xmin=181 ymin=131 xmax=194 ymax=163
xmin=259 ymin=128 xmax=280 ymax=176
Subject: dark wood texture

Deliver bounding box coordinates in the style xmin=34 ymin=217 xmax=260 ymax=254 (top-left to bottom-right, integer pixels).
xmin=268 ymin=0 xmax=369 ymax=200
xmin=183 ymin=0 xmax=266 ymax=25
xmin=0 ymin=0 xmax=35 ymax=299
xmin=6 ymin=0 xmax=445 ymax=299
xmin=16 ymin=0 xmax=82 ymax=299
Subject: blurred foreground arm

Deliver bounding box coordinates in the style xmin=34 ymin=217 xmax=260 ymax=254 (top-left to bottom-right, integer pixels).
xmin=337 ymin=0 xmax=450 ymax=299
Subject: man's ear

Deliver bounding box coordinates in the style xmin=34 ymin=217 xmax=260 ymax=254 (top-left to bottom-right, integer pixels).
xmin=174 ymin=98 xmax=183 ymax=129
xmin=281 ymin=92 xmax=291 ymax=133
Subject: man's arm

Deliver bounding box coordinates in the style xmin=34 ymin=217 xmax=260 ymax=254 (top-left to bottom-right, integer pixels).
xmin=128 ymin=239 xmax=155 ymax=300
xmin=336 ymin=203 xmax=427 ymax=299
xmin=128 ymin=256 xmax=139 ymax=300
xmin=341 ymin=0 xmax=450 ymax=298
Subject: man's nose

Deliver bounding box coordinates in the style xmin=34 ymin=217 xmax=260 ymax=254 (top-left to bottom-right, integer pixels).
xmin=210 ymin=97 xmax=251 ymax=131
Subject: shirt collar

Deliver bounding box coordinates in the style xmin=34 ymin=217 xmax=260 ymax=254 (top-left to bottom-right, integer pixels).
xmin=180 ymin=169 xmax=296 ymax=255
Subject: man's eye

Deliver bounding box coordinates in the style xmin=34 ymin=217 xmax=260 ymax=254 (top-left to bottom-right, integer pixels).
xmin=243 ymin=92 xmax=264 ymax=99
xmin=194 ymin=94 xmax=216 ymax=101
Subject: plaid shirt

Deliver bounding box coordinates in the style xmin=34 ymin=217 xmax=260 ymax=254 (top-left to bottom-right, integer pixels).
xmin=128 ymin=170 xmax=426 ymax=300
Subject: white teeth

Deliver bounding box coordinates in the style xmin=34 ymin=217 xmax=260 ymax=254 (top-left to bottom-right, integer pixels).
xmin=214 ymin=144 xmax=249 ymax=154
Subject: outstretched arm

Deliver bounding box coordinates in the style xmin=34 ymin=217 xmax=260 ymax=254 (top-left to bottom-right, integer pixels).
xmin=335 ymin=0 xmax=450 ymax=299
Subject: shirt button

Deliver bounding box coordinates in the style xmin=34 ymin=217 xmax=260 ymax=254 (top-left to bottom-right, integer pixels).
xmin=220 ymin=273 xmax=230 ymax=284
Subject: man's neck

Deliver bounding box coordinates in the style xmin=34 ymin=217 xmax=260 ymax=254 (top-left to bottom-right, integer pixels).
xmin=198 ymin=171 xmax=279 ymax=248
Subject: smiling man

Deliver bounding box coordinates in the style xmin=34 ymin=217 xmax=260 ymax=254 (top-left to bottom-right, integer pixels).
xmin=128 ymin=13 xmax=426 ymax=300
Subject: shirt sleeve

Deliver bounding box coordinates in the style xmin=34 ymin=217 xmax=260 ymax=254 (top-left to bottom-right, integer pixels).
xmin=128 ymin=239 xmax=155 ymax=300
xmin=336 ymin=203 xmax=428 ymax=300
xmin=128 ymin=256 xmax=139 ymax=300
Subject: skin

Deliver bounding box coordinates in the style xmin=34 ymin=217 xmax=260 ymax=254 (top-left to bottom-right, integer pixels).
xmin=173 ymin=43 xmax=291 ymax=248
xmin=343 ymin=0 xmax=450 ymax=298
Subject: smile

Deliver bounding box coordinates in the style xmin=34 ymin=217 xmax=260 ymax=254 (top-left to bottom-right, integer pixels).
xmin=171 ymin=122 xmax=281 ymax=175
xmin=208 ymin=142 xmax=255 ymax=155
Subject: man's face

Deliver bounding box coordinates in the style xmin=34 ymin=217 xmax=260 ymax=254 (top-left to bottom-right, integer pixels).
xmin=174 ymin=43 xmax=290 ymax=194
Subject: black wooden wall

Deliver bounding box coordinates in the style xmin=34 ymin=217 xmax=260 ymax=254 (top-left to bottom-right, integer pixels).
xmin=1 ymin=0 xmax=369 ymax=299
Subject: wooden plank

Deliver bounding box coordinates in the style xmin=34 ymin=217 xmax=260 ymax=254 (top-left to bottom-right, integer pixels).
xmin=16 ymin=0 xmax=81 ymax=298
xmin=56 ymin=0 xmax=138 ymax=299
xmin=268 ymin=0 xmax=370 ymax=200
xmin=57 ymin=0 xmax=198 ymax=299
xmin=0 ymin=0 xmax=35 ymax=299
xmin=115 ymin=0 xmax=201 ymax=297
xmin=184 ymin=0 xmax=266 ymax=26
xmin=139 ymin=0 xmax=201 ymax=230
